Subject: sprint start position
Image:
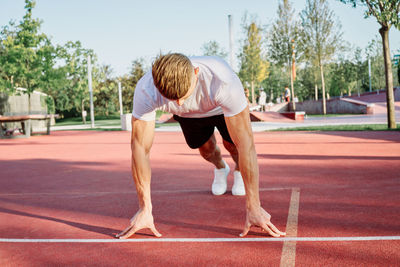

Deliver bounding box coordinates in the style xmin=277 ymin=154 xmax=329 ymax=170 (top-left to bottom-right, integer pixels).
xmin=116 ymin=53 xmax=286 ymax=238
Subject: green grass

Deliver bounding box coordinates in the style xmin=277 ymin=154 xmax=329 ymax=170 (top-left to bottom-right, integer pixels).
xmin=156 ymin=110 xmax=168 ymax=119
xmin=155 ymin=122 xmax=179 ymax=127
xmin=54 ymin=113 xmax=180 ymax=131
xmin=56 ymin=115 xmax=120 ymax=126
xmin=55 ymin=118 xmax=120 ymax=127
xmin=56 ymin=112 xmax=168 ymax=127
xmin=306 ymin=113 xmax=358 ymax=117
xmin=272 ymin=124 xmax=400 ymax=131
xmin=55 ymin=115 xmax=121 ymax=130
xmin=70 ymin=127 xmax=122 ymax=131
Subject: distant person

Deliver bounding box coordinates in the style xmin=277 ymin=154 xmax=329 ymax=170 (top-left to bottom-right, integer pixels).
xmin=284 ymin=86 xmax=291 ymax=102
xmin=116 ymin=53 xmax=286 ymax=239
xmin=244 ymin=88 xmax=250 ymax=104
xmin=258 ymin=88 xmax=267 ymax=112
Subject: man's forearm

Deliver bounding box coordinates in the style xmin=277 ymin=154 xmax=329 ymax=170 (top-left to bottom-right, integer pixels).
xmin=225 ymin=109 xmax=285 ymax=237
xmin=237 ymin=144 xmax=261 ymax=210
xmin=224 ymin=108 xmax=261 ymax=211
xmin=130 ymin=117 xmax=155 ymax=211
xmin=116 ymin=118 xmax=160 ymax=239
xmin=131 ymin=144 xmax=153 ymax=210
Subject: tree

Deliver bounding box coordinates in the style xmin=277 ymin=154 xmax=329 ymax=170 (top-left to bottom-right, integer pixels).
xmin=339 ymin=0 xmax=399 ymax=128
xmin=201 ymin=40 xmax=228 ymax=59
xmin=0 ymin=22 xmax=18 ymax=92
xmin=49 ymin=41 xmax=96 ymax=120
xmin=120 ymin=58 xmax=146 ymax=114
xmin=238 ymin=17 xmax=269 ymax=104
xmin=0 ymin=0 xmax=57 ymax=112
xmin=296 ymin=62 xmax=321 ymax=100
xmin=94 ymin=64 xmax=118 ymax=116
xmin=301 ymin=0 xmax=343 ymax=114
xmin=261 ymin=64 xmax=286 ymax=103
xmin=268 ymin=0 xmax=302 ymax=105
xmin=365 ymin=37 xmax=386 ymax=90
xmin=328 ymin=57 xmax=358 ymax=97
xmin=353 ymin=46 xmax=369 ymax=93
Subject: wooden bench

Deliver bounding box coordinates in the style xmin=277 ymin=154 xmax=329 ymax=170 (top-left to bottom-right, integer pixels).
xmin=0 ymin=114 xmax=59 ymax=138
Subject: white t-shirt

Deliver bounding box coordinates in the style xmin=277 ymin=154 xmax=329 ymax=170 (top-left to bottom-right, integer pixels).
xmin=258 ymin=91 xmax=267 ymax=106
xmin=132 ymin=56 xmax=248 ymax=121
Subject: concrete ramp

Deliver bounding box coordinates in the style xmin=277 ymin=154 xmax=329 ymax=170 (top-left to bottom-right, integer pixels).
xmin=250 ymin=111 xmax=296 ymax=122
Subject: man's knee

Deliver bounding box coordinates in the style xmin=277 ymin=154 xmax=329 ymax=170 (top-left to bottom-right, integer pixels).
xmin=223 ymin=139 xmax=237 ymax=155
xmin=199 ymin=135 xmax=218 ymax=159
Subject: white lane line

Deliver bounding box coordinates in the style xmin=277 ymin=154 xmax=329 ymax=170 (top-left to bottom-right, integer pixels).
xmin=0 ymin=236 xmax=399 ymax=243
xmin=0 ymin=187 xmax=293 ymax=197
xmin=280 ymin=188 xmax=300 ymax=267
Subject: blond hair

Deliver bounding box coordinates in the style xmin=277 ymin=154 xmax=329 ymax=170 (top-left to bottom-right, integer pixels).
xmin=152 ymin=53 xmax=193 ymax=100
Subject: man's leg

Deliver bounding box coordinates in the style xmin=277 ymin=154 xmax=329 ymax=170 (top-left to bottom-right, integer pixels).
xmin=214 ymin=115 xmax=245 ymax=196
xmin=222 ymin=139 xmax=245 ymax=196
xmin=198 ymin=134 xmax=225 ymax=169
xmin=199 ymin=134 xmax=230 ymax=195
xmin=173 ymin=114 xmax=243 ymax=195
xmin=222 ymin=139 xmax=239 ymax=171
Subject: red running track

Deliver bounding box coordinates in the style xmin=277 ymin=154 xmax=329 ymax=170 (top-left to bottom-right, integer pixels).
xmin=0 ymin=130 xmax=399 ymax=266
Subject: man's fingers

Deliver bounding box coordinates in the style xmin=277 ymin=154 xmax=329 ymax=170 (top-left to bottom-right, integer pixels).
xmin=118 ymin=226 xmax=139 ymax=239
xmin=117 ymin=224 xmax=162 ymax=239
xmin=240 ymin=223 xmax=251 ymax=237
xmin=267 ymin=221 xmax=286 ymax=236
xmin=261 ymin=224 xmax=280 ymax=237
xmin=115 ymin=225 xmax=133 ymax=238
xmin=240 ymin=224 xmax=281 ymax=238
xmin=150 ymin=225 xmax=162 ymax=237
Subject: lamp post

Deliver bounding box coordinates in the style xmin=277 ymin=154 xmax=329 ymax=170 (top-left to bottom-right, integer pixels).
xmin=368 ymin=58 xmax=372 ymax=93
xmin=290 ymin=39 xmax=296 ymax=110
xmin=118 ymin=81 xmax=123 ymax=116
xmin=228 ymin=15 xmax=234 ymax=68
xmin=87 ymin=55 xmax=95 ymax=128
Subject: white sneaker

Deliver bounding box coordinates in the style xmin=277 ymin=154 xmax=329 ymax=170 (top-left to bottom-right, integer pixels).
xmin=212 ymin=160 xmax=230 ymax=195
xmin=232 ymin=171 xmax=246 ymax=196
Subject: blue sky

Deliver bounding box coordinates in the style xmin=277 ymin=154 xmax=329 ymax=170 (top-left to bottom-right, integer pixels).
xmin=2 ymin=0 xmax=400 ymax=76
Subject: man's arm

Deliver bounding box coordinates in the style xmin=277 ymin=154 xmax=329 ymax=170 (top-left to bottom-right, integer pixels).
xmin=116 ymin=116 xmax=161 ymax=239
xmin=225 ymin=107 xmax=285 ymax=237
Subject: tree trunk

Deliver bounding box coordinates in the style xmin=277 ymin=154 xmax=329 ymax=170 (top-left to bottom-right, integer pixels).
xmin=320 ymin=63 xmax=327 ymax=115
xmin=270 ymin=90 xmax=273 ymax=103
xmin=379 ymin=26 xmax=397 ymax=129
xmin=251 ymin=80 xmax=255 ymax=104
xmin=315 ymin=84 xmax=318 ymax=100
xmin=105 ymin=102 xmax=109 ymax=116
xmin=290 ymin=64 xmax=296 ymax=110
xmin=81 ymin=100 xmax=86 ymax=124
xmin=28 ymin=93 xmax=31 ymax=115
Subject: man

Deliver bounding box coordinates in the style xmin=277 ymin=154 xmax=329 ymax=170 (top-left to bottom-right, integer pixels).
xmin=116 ymin=53 xmax=285 ymax=239
xmin=258 ymin=87 xmax=267 ymax=112
xmin=284 ymin=86 xmax=291 ymax=102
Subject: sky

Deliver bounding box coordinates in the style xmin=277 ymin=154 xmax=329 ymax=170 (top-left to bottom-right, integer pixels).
xmin=1 ymin=0 xmax=400 ymax=76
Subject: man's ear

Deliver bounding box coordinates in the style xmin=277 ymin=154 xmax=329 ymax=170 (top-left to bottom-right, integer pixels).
xmin=176 ymin=98 xmax=183 ymax=106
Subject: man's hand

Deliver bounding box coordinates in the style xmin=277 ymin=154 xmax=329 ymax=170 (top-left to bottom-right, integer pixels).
xmin=240 ymin=206 xmax=286 ymax=237
xmin=118 ymin=117 xmax=159 ymax=239
xmin=116 ymin=209 xmax=162 ymax=239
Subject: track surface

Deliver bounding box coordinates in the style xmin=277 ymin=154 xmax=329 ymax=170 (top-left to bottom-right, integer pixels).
xmin=0 ymin=130 xmax=399 ymax=266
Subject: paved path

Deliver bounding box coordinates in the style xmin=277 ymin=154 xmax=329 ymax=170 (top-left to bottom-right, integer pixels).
xmin=51 ymin=100 xmax=400 ymax=132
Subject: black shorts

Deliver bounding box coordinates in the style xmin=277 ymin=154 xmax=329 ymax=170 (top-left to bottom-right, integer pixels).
xmin=173 ymin=114 xmax=234 ymax=149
